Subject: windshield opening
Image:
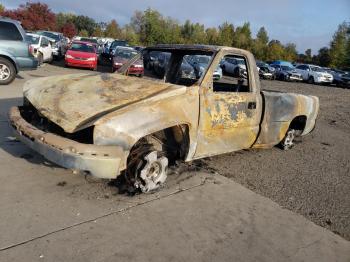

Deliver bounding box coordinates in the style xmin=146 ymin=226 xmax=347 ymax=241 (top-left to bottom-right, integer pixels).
xmin=69 ymin=43 xmax=95 ymax=53
xmin=281 ymin=66 xmax=294 ymax=71
xmin=26 ymin=35 xmax=40 ymax=44
xmin=132 ymin=50 xmax=214 ymax=87
xmin=38 ymin=31 xmax=60 ymax=41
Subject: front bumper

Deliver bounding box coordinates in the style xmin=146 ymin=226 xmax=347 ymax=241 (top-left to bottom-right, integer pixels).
xmin=289 ymin=75 xmax=303 ymax=81
xmin=8 ymin=106 xmax=125 ymax=179
xmin=65 ymin=58 xmax=96 ymax=69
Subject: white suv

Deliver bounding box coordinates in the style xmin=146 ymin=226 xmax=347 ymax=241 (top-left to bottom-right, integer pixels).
xmin=26 ymin=33 xmax=53 ymax=65
xmin=295 ymin=64 xmax=333 ymax=84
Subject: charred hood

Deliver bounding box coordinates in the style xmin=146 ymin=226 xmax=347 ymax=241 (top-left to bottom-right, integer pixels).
xmin=23 ymin=73 xmax=183 ymax=133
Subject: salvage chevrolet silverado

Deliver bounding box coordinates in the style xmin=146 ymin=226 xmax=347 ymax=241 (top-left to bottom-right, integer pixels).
xmin=9 ymin=45 xmax=319 ymax=192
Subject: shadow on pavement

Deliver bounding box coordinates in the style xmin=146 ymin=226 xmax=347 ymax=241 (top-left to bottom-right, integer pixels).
xmin=0 ymin=97 xmax=59 ymax=168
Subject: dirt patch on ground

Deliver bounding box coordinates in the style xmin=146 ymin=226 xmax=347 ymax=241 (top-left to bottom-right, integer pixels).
xmin=202 ymin=80 xmax=350 ymax=240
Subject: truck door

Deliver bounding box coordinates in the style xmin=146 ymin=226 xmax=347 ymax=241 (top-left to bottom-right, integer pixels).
xmin=194 ymin=51 xmax=263 ymax=159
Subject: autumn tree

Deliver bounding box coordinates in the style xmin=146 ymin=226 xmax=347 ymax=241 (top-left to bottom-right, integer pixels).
xmin=284 ymin=43 xmax=298 ymax=61
xmin=60 ymin=23 xmax=77 ymax=38
xmin=0 ymin=3 xmax=5 ymax=13
xmin=1 ymin=2 xmax=56 ymax=31
xmin=105 ymin=19 xmax=122 ymax=39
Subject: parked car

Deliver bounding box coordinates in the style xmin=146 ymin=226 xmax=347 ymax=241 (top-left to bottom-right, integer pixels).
xmin=26 ymin=33 xmax=53 ymax=65
xmin=256 ymin=61 xmax=275 ymax=80
xmin=64 ymin=41 xmax=98 ymax=70
xmin=143 ymin=51 xmax=161 ymax=71
xmin=326 ymin=69 xmax=349 ymax=87
xmin=295 ymin=64 xmax=333 ymax=84
xmin=109 ymin=40 xmax=128 ymax=58
xmin=187 ymin=55 xmax=211 ymax=78
xmin=179 ymin=56 xmax=196 ymax=80
xmin=0 ymin=18 xmax=38 ymax=85
xmin=112 ymin=47 xmax=142 ymax=76
xmin=153 ymin=52 xmax=171 ymax=78
xmin=270 ymin=64 xmax=303 ymax=82
xmin=9 ymin=44 xmax=319 ymax=193
xmin=36 ymin=31 xmax=68 ymax=59
xmin=220 ymin=56 xmax=246 ymax=77
xmin=338 ymin=72 xmax=350 ymax=88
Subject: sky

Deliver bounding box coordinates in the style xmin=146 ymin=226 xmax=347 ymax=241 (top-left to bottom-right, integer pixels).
xmin=2 ymin=0 xmax=350 ymax=54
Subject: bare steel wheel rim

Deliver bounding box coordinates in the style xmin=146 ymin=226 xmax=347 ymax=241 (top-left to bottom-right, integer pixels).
xmin=0 ymin=64 xmax=11 ymax=81
xmin=284 ymin=129 xmax=295 ymax=149
xmin=134 ymin=151 xmax=168 ymax=193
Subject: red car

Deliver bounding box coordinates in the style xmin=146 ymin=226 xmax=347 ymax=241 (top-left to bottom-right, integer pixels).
xmin=112 ymin=47 xmax=144 ymax=76
xmin=65 ymin=41 xmax=97 ymax=70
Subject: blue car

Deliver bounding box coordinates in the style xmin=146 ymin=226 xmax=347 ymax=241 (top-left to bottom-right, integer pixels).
xmin=0 ymin=18 xmax=38 ymax=85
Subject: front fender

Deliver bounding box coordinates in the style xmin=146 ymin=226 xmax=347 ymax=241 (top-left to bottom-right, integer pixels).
xmin=93 ymin=87 xmax=199 ymax=158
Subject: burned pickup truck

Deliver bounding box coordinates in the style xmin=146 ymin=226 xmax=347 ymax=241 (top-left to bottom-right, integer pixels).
xmin=9 ymin=45 xmax=319 ymax=192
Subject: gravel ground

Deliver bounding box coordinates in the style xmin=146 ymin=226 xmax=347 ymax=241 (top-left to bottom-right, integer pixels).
xmin=3 ymin=62 xmax=349 ymax=241
xmin=204 ymin=80 xmax=350 ymax=240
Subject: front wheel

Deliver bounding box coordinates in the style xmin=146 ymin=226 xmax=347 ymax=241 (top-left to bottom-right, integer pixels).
xmin=126 ymin=137 xmax=168 ymax=193
xmin=0 ymin=58 xmax=16 ymax=85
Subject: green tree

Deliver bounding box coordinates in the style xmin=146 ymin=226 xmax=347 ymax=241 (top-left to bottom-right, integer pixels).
xmin=305 ymin=49 xmax=312 ymax=63
xmin=233 ymin=22 xmax=252 ymax=50
xmin=217 ymin=22 xmax=234 ymax=46
xmin=73 ymin=15 xmax=96 ymax=36
xmin=316 ymin=47 xmax=331 ymax=67
xmin=0 ymin=3 xmax=5 ymax=13
xmin=253 ymin=27 xmax=269 ymax=60
xmin=329 ymin=22 xmax=349 ymax=68
xmin=206 ymin=27 xmax=219 ymax=45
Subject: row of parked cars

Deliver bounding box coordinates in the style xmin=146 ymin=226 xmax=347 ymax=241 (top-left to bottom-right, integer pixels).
xmin=1 ymin=17 xmax=349 ymax=88
xmin=256 ymin=60 xmax=349 ymax=87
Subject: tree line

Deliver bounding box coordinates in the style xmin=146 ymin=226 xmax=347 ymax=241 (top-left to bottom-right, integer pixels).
xmin=1 ymin=2 xmax=349 ymax=70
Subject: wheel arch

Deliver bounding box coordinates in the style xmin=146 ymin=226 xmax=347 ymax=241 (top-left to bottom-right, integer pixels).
xmin=0 ymin=55 xmax=18 ymax=73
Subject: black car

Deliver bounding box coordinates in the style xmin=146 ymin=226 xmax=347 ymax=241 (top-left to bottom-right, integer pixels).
xmin=256 ymin=61 xmax=276 ymax=80
xmin=109 ymin=40 xmax=128 ymax=58
xmin=153 ymin=52 xmax=171 ymax=78
xmin=270 ymin=64 xmax=303 ymax=82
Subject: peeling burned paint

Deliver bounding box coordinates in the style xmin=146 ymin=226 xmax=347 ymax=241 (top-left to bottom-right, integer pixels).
xmin=11 ymin=44 xmax=319 ymax=180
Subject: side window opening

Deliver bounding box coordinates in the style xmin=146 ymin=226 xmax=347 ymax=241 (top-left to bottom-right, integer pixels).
xmin=142 ymin=51 xmax=213 ymax=87
xmin=0 ymin=21 xmax=23 ymax=41
xmin=213 ymin=55 xmax=250 ymax=92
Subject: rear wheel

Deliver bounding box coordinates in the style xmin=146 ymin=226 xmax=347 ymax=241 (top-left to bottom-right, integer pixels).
xmin=308 ymin=76 xmax=315 ymax=84
xmin=280 ymin=129 xmax=296 ymax=150
xmin=0 ymin=58 xmax=16 ymax=85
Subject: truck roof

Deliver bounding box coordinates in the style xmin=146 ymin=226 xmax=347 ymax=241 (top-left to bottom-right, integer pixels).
xmin=145 ymin=44 xmax=252 ymax=56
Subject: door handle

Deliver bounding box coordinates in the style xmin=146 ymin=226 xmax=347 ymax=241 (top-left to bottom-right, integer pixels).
xmin=248 ymin=101 xmax=256 ymax=109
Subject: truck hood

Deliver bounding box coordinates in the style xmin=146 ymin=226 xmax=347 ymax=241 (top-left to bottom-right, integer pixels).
xmin=23 ymin=73 xmax=182 ymax=133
